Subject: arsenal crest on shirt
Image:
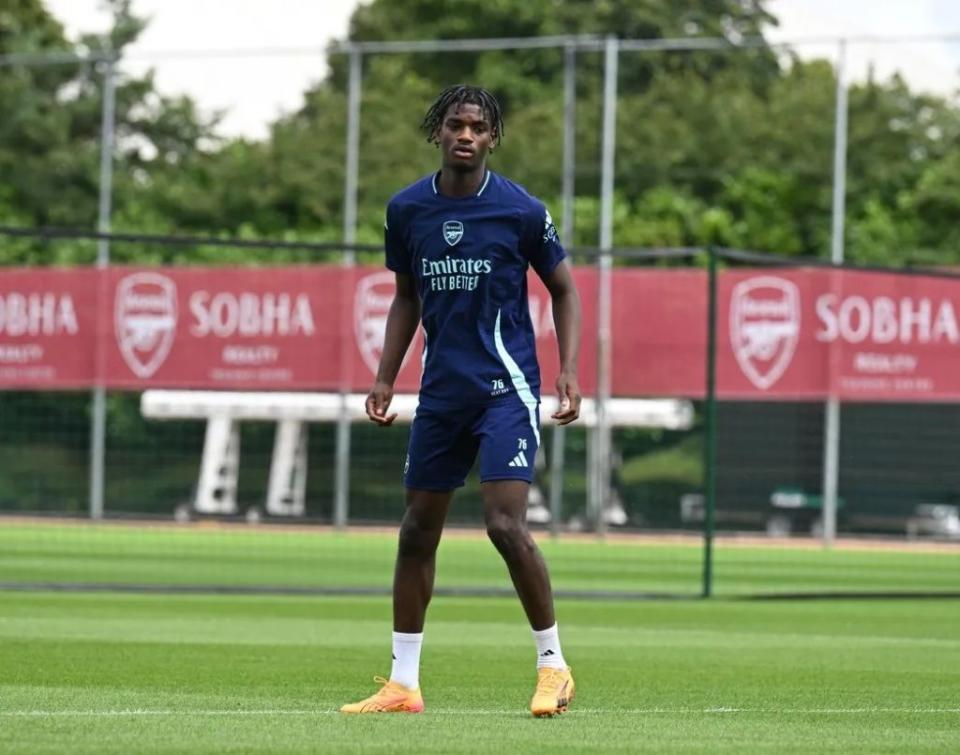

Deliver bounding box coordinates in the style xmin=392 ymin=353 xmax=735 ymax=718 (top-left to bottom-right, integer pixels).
xmin=442 ymin=220 xmax=464 ymax=246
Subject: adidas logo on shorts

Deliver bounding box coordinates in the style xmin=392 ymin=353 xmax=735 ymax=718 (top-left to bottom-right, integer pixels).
xmin=508 ymin=451 xmax=529 ymax=468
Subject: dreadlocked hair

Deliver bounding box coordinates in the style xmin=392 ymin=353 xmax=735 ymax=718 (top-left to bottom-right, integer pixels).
xmin=421 ymin=85 xmax=503 ymax=146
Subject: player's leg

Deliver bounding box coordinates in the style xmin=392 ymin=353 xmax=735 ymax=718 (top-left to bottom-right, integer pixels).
xmin=351 ymin=488 xmax=452 ymax=713
xmin=341 ymin=408 xmax=477 ymax=714
xmin=394 ymin=488 xmax=453 ymax=633
xmin=481 ymin=479 xmax=555 ymax=629
xmin=340 ymin=489 xmax=451 ymax=715
xmin=482 ymin=479 xmax=575 ymax=716
xmin=394 ymin=406 xmax=477 ymax=627
xmin=478 ymin=402 xmax=574 ymax=716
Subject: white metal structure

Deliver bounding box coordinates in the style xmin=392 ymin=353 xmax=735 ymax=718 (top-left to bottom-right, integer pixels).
xmin=141 ymin=391 xmax=694 ymax=520
xmin=195 ymin=416 xmax=241 ymax=515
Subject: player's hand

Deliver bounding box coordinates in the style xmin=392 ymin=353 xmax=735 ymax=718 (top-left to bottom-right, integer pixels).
xmin=552 ymin=371 xmax=581 ymax=425
xmin=366 ymin=381 xmax=398 ymax=426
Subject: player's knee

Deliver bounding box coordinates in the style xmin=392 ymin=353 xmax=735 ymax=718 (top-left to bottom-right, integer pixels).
xmin=397 ymin=518 xmax=439 ymax=560
xmin=485 ymin=511 xmax=528 ymax=556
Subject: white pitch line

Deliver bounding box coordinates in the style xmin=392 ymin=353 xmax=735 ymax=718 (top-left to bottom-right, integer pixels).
xmin=2 ymin=708 xmax=959 ymax=717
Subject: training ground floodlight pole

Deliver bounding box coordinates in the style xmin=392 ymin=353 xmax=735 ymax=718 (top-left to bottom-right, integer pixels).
xmin=90 ymin=54 xmax=116 ymax=521
xmin=549 ymin=42 xmax=578 ymax=538
xmin=701 ymin=247 xmax=718 ymax=598
xmin=334 ymin=47 xmax=363 ymax=530
xmin=821 ymin=39 xmax=849 ymax=548
xmin=590 ymin=35 xmax=618 ymax=537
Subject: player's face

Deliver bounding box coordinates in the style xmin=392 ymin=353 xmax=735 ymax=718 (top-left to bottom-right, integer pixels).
xmin=438 ymin=103 xmax=494 ymax=172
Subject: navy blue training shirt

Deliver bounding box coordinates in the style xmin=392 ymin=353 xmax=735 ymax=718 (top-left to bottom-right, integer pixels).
xmin=384 ymin=170 xmax=566 ymax=411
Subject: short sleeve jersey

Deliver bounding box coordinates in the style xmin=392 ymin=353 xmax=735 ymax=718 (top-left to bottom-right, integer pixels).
xmin=384 ymin=170 xmax=565 ymax=411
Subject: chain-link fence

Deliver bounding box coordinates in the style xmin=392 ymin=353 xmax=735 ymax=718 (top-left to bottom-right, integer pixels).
xmin=1 ymin=238 xmax=958 ymax=597
xmin=2 ymin=31 xmax=958 ymax=596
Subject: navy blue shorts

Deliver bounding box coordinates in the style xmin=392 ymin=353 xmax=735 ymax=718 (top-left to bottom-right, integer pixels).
xmin=403 ymin=398 xmax=541 ymax=491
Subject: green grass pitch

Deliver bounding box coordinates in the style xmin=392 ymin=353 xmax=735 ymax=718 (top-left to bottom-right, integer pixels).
xmin=1 ymin=521 xmax=958 ymax=595
xmin=0 ymin=522 xmax=958 ymax=752
xmin=1 ymin=592 xmax=959 ymax=753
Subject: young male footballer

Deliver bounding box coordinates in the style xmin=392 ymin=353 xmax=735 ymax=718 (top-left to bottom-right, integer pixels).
xmin=341 ymin=85 xmax=582 ymax=718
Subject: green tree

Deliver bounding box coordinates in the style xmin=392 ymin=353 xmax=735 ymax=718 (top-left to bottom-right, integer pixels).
xmin=8 ymin=0 xmax=960 ymax=265
xmin=260 ymin=0 xmax=783 ymax=247
xmin=0 ymin=0 xmax=218 ymax=262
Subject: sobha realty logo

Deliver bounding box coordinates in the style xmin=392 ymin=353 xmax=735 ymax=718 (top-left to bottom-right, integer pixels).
xmin=443 ymin=220 xmax=464 ymax=246
xmin=729 ymin=276 xmax=801 ymax=390
xmin=355 ymin=271 xmax=419 ymax=377
xmin=115 ymin=272 xmax=178 ymax=378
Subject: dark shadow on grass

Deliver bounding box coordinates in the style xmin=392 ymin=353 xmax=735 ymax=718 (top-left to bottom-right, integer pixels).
xmin=3 ymin=583 xmax=958 ymax=600
xmin=0 ymin=582 xmax=698 ymax=600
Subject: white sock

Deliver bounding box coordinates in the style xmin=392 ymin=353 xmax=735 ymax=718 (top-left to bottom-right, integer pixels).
xmin=532 ymin=623 xmax=567 ymax=669
xmin=390 ymin=631 xmax=423 ymax=689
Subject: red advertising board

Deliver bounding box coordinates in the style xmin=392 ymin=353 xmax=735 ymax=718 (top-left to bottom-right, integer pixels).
xmin=102 ymin=267 xmax=343 ymax=390
xmin=718 ymin=268 xmax=960 ymax=401
xmin=524 ymin=267 xmax=598 ymax=398
xmin=609 ymin=269 xmax=706 ymax=398
xmin=351 ymin=268 xmax=425 ymax=393
xmin=0 ymin=268 xmax=98 ymax=388
xmin=3 ymin=264 xmax=960 ymax=401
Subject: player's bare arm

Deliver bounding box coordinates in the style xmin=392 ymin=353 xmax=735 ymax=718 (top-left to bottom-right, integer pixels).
xmin=541 ymin=260 xmax=582 ymax=425
xmin=366 ymin=273 xmax=421 ymax=426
